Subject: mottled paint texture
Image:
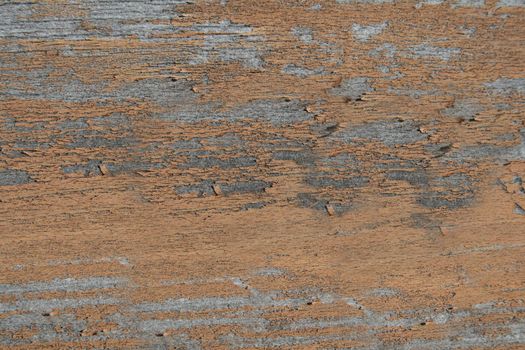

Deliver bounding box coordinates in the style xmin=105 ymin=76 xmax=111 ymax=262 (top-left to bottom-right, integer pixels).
xmin=0 ymin=0 xmax=524 ymax=349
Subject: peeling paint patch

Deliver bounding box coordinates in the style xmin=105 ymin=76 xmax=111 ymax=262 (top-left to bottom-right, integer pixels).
xmin=415 ymin=0 xmax=445 ymax=8
xmin=252 ymin=267 xmax=287 ymax=277
xmin=291 ymin=27 xmax=314 ymax=44
xmin=272 ymin=150 xmax=314 ymax=166
xmin=227 ymin=99 xmax=314 ymax=124
xmin=330 ymin=77 xmax=374 ymax=101
xmin=366 ymin=288 xmax=400 ymax=297
xmin=63 ymin=160 xmax=163 ymax=176
xmin=447 ymin=130 xmax=525 ymax=162
xmin=159 ymin=98 xmax=313 ymax=124
xmin=180 ymin=156 xmax=256 ymax=169
xmin=281 ymin=64 xmax=324 ymax=77
xmin=176 ymin=180 xmax=271 ymax=197
xmin=220 ymin=181 xmax=271 ymax=195
xmin=222 ymin=333 xmax=361 ymax=348
xmin=418 ymin=191 xmax=473 ymax=209
xmin=441 ymin=99 xmax=483 ymax=121
xmin=409 ymin=44 xmax=461 ymax=61
xmin=485 ymin=78 xmax=525 ymax=95
xmin=296 ymin=193 xmax=353 ymax=214
xmin=188 ymin=20 xmax=266 ymax=68
xmin=138 ymin=317 xmax=268 ymax=333
xmin=0 ymin=169 xmax=33 ymax=186
xmin=369 ymin=43 xmax=397 ymax=58
xmin=130 ymin=293 xmax=308 ymax=313
xmin=106 ymin=161 xmax=165 ymax=174
xmin=242 ymin=201 xmax=271 ymax=210
xmin=352 ymin=22 xmax=388 ymax=42
xmin=86 ymin=1 xmax=187 ymax=21
xmin=515 ymin=203 xmax=525 ymax=215
xmin=333 ymin=120 xmax=428 ymax=147
xmin=386 ymin=170 xmax=428 ymax=186
xmin=452 ymin=0 xmax=485 ymax=7
xmin=336 ymin=0 xmax=394 ymax=3
xmin=62 ymin=160 xmax=103 ymax=176
xmin=497 ymin=0 xmax=525 ymax=7
xmin=66 ymin=136 xmax=136 ymax=149
xmin=0 ymin=277 xmax=127 ymax=294
xmin=0 ymin=297 xmax=122 ymax=313
xmin=45 ymin=256 xmax=131 ymax=267
xmin=1 ymin=1 xmax=525 ymax=348
xmin=305 ymin=175 xmax=369 ymax=189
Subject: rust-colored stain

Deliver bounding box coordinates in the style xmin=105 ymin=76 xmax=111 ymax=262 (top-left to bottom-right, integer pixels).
xmin=1 ymin=0 xmax=524 ymax=349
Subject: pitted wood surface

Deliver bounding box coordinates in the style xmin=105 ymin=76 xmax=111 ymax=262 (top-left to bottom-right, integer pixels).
xmin=0 ymin=0 xmax=524 ymax=349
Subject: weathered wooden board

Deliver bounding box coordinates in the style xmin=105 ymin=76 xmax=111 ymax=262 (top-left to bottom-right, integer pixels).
xmin=1 ymin=0 xmax=525 ymax=349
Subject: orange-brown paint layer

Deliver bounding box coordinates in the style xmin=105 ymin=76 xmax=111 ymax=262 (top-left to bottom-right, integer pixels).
xmin=0 ymin=0 xmax=524 ymax=349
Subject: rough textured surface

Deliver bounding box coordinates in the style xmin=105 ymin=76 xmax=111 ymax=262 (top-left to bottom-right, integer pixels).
xmin=0 ymin=0 xmax=524 ymax=349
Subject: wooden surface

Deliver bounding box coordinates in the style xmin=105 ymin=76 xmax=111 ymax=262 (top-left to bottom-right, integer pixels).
xmin=1 ymin=0 xmax=525 ymax=349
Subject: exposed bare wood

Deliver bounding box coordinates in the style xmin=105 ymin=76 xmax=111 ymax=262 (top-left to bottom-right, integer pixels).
xmin=1 ymin=0 xmax=524 ymax=349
